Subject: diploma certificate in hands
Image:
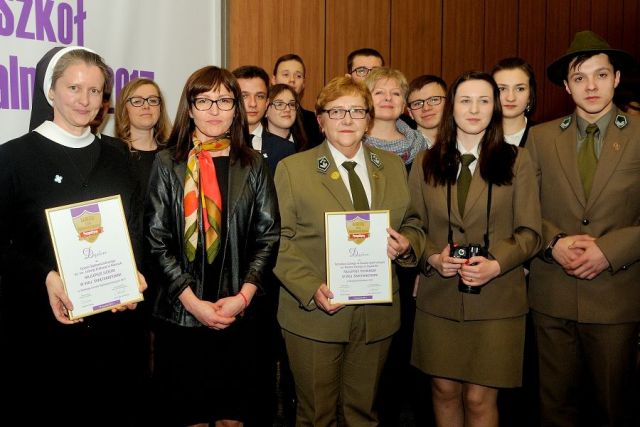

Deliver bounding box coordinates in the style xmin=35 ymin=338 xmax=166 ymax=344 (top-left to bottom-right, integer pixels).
xmin=325 ymin=210 xmax=392 ymax=305
xmin=46 ymin=195 xmax=143 ymax=320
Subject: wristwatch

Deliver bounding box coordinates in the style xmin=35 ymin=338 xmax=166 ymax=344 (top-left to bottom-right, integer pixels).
xmin=544 ymin=233 xmax=567 ymax=261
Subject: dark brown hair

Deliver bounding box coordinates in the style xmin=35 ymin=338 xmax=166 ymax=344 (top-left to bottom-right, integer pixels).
xmin=491 ymin=57 xmax=537 ymax=116
xmin=232 ymin=65 xmax=270 ymax=90
xmin=423 ymin=71 xmax=516 ymax=186
xmin=167 ymin=66 xmax=254 ymax=165
xmin=407 ymin=74 xmax=447 ymax=101
xmin=263 ymin=83 xmax=308 ymax=152
xmin=347 ymin=48 xmax=385 ymax=73
xmin=273 ymin=53 xmax=305 ymax=77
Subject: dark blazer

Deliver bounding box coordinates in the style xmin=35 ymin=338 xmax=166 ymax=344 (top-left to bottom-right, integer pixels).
xmin=258 ymin=130 xmax=297 ymax=175
xmin=274 ymin=142 xmax=425 ymax=343
xmin=518 ymin=119 xmax=535 ymax=147
xmin=300 ymin=108 xmax=323 ymax=148
xmin=144 ymin=149 xmax=280 ymax=327
xmin=527 ymin=109 xmax=640 ymax=323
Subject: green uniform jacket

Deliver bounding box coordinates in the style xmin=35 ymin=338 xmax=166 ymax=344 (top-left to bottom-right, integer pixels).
xmin=408 ymin=148 xmax=542 ymax=321
xmin=527 ymin=110 xmax=640 ymax=323
xmin=274 ymin=142 xmax=425 ymax=343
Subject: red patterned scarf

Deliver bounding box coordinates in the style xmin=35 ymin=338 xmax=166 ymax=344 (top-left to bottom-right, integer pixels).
xmin=184 ymin=132 xmax=231 ymax=263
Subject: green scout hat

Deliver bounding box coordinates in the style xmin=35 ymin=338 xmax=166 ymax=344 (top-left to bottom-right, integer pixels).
xmin=547 ymin=30 xmax=635 ymax=86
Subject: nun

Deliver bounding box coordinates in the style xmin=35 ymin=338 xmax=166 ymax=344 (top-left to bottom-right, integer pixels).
xmin=0 ymin=46 xmax=148 ymax=426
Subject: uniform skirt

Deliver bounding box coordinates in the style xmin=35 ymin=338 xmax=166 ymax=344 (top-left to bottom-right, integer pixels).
xmin=411 ymin=309 xmax=526 ymax=388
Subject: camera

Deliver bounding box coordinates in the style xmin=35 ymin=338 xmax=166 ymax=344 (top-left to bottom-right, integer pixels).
xmin=450 ymin=243 xmax=487 ymax=294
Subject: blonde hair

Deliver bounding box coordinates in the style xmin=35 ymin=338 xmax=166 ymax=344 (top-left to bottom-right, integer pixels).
xmin=363 ymin=67 xmax=409 ymax=98
xmin=115 ymin=78 xmax=171 ymax=149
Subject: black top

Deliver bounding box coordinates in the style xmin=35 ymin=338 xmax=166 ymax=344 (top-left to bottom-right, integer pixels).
xmin=203 ymin=156 xmax=230 ymax=301
xmin=301 ymin=108 xmax=324 ymax=148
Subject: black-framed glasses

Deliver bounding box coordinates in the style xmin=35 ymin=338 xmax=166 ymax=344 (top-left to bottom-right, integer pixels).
xmin=407 ymin=96 xmax=446 ymax=110
xmin=127 ymin=96 xmax=161 ymax=107
xmin=351 ymin=66 xmax=378 ymax=78
xmin=270 ymin=100 xmax=298 ymax=111
xmin=192 ymin=97 xmax=236 ymax=111
xmin=322 ymin=108 xmax=368 ymax=120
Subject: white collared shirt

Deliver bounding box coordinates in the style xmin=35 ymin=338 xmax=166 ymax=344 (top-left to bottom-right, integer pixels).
xmin=504 ymin=117 xmax=527 ymax=147
xmin=456 ymin=140 xmax=481 ymax=177
xmin=327 ymin=143 xmax=372 ymax=208
xmin=251 ymin=123 xmax=264 ymax=151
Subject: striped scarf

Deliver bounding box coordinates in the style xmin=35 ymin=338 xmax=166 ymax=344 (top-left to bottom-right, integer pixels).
xmin=184 ymin=132 xmax=231 ymax=263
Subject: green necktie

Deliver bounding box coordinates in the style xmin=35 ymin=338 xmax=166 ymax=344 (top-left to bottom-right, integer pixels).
xmin=342 ymin=161 xmax=369 ymax=211
xmin=578 ymin=123 xmax=599 ymax=197
xmin=457 ymin=154 xmax=476 ymax=216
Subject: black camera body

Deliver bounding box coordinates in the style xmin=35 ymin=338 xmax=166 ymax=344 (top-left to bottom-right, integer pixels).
xmin=450 ymin=243 xmax=487 ymax=260
xmin=450 ymin=243 xmax=488 ymax=294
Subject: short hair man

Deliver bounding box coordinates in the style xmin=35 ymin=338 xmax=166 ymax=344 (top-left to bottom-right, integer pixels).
xmin=527 ymin=31 xmax=639 ymax=427
xmin=406 ymin=75 xmax=447 ymax=147
xmin=271 ymin=53 xmax=323 ymax=147
xmin=346 ymin=48 xmax=385 ymax=82
xmin=233 ymin=65 xmax=270 ymax=151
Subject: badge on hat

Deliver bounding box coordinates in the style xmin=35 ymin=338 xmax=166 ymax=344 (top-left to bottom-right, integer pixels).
xmin=369 ymin=152 xmax=383 ymax=169
xmin=560 ymin=116 xmax=572 ymax=130
xmin=317 ymin=156 xmax=330 ymax=173
xmin=615 ymin=114 xmax=628 ymax=129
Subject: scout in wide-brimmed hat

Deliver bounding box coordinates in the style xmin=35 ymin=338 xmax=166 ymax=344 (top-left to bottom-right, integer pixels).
xmin=547 ymin=30 xmax=635 ymax=85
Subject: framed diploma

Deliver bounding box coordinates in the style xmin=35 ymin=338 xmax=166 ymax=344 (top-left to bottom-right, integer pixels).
xmin=45 ymin=195 xmax=143 ymax=320
xmin=325 ymin=210 xmax=392 ymax=305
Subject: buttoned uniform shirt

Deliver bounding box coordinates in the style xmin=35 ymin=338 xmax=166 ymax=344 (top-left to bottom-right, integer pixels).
xmin=575 ymin=110 xmax=612 ymax=158
xmin=327 ymin=142 xmax=372 ymax=208
xmin=456 ymin=140 xmax=481 ymax=177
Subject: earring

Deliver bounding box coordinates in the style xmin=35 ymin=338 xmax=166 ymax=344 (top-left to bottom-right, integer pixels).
xmin=525 ymin=104 xmax=531 ymax=113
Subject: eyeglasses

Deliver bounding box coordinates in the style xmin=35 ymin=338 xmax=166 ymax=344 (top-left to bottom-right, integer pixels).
xmin=270 ymin=100 xmax=298 ymax=111
xmin=407 ymin=96 xmax=446 ymax=110
xmin=192 ymin=97 xmax=236 ymax=111
xmin=127 ymin=96 xmax=161 ymax=107
xmin=322 ymin=108 xmax=368 ymax=120
xmin=351 ymin=66 xmax=378 ymax=78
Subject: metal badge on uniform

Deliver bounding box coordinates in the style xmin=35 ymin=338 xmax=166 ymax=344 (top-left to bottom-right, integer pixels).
xmin=369 ymin=152 xmax=383 ymax=169
xmin=330 ymin=171 xmax=340 ymax=180
xmin=615 ymin=114 xmax=628 ymax=129
xmin=372 ymin=172 xmax=379 ymax=179
xmin=262 ymin=152 xmax=268 ymax=158
xmin=559 ymin=116 xmax=572 ymax=130
xmin=54 ymin=174 xmax=63 ymax=183
xmin=317 ymin=156 xmax=330 ymax=173
xmin=613 ymin=142 xmax=621 ymax=151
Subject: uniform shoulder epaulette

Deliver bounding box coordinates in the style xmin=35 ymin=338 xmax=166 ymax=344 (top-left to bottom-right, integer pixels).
xmin=615 ymin=114 xmax=628 ymax=129
xmin=317 ymin=155 xmax=330 ymax=173
xmin=559 ymin=116 xmax=572 ymax=130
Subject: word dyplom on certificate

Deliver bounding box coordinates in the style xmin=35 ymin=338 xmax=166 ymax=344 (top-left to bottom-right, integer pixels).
xmin=325 ymin=210 xmax=392 ymax=305
xmin=46 ymin=195 xmax=142 ymax=320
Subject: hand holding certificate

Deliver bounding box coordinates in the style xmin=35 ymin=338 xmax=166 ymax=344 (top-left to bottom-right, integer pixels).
xmin=46 ymin=195 xmax=143 ymax=320
xmin=325 ymin=210 xmax=392 ymax=305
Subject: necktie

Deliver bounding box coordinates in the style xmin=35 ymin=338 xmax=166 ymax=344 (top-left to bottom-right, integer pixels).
xmin=578 ymin=123 xmax=599 ymax=197
xmin=342 ymin=161 xmax=369 ymax=211
xmin=457 ymin=154 xmax=476 ymax=216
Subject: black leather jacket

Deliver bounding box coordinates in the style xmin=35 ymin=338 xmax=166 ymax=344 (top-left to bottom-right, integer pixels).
xmin=144 ymin=149 xmax=280 ymax=327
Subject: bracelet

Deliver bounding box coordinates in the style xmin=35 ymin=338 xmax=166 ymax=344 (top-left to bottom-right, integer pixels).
xmin=237 ymin=291 xmax=248 ymax=308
